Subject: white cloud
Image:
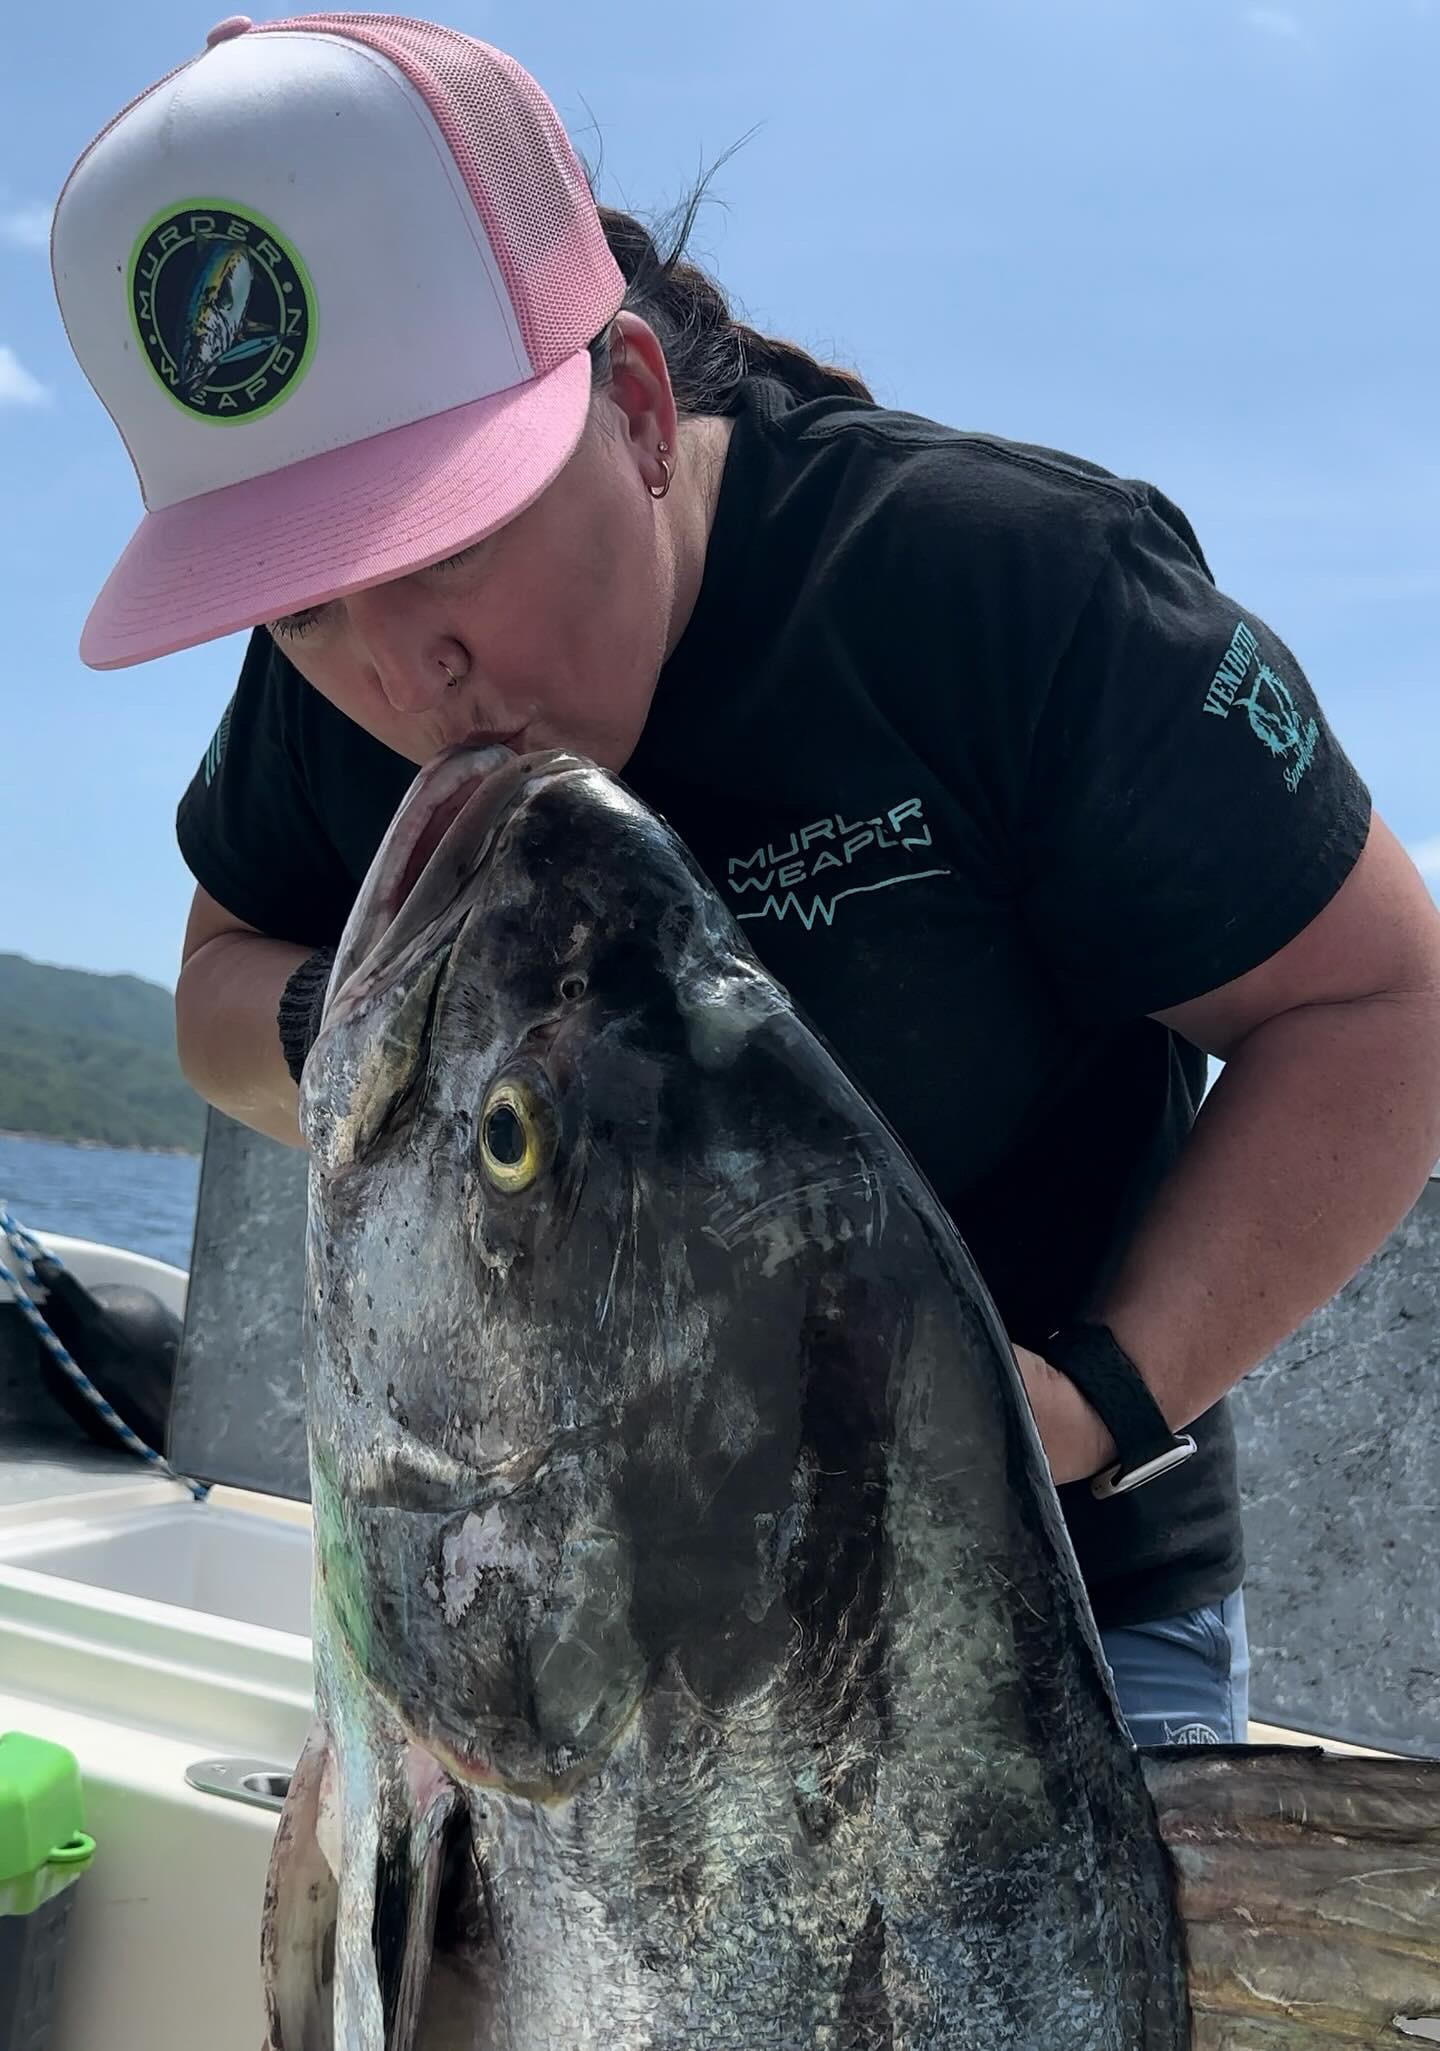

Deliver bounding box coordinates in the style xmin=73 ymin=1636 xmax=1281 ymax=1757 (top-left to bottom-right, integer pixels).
xmin=1245 ymin=6 xmax=1306 ymax=38
xmin=0 ymin=345 xmax=50 ymax=407
xmin=0 ymin=203 xmax=51 ymax=251
xmin=1408 ymin=836 xmax=1440 ymax=886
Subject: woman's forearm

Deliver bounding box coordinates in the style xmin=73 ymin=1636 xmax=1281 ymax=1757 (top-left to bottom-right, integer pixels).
xmin=176 ymin=927 xmax=312 ymax=1148
xmin=1021 ymin=984 xmax=1440 ymax=1484
xmin=1022 ymin=984 xmax=1440 ymax=1484
xmin=1100 ymin=988 xmax=1440 ymax=1427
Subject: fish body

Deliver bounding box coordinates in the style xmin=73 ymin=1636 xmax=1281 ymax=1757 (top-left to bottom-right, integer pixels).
xmin=266 ymin=748 xmax=1440 ymax=2051
xmin=179 ymin=242 xmax=255 ymax=396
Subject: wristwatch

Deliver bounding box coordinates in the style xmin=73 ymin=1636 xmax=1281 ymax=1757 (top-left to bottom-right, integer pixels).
xmin=1043 ymin=1321 xmax=1197 ymax=1501
xmin=277 ymin=945 xmax=338 ymax=1086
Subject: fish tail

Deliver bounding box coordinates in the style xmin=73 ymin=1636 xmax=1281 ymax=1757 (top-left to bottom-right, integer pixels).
xmin=1141 ymin=1745 xmax=1440 ymax=2047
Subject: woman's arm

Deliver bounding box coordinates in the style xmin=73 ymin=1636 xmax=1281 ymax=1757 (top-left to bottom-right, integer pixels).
xmin=1019 ymin=815 xmax=1440 ymax=1483
xmin=175 ymin=884 xmax=312 ymax=1148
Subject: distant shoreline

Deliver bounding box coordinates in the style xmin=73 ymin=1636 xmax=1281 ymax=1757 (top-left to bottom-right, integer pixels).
xmin=0 ymin=1128 xmax=200 ymax=1161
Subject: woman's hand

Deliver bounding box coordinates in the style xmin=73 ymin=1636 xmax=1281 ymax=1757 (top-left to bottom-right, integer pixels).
xmin=1011 ymin=1345 xmax=1115 ymax=1486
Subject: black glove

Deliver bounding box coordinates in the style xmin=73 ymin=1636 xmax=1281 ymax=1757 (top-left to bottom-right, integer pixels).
xmin=277 ymin=945 xmax=337 ymax=1086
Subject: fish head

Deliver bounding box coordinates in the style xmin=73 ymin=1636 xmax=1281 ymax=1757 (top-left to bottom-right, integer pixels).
xmin=302 ymin=747 xmax=891 ymax=1799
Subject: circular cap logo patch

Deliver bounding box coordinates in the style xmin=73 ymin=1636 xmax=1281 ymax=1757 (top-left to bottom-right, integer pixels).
xmin=129 ymin=201 xmax=314 ymax=422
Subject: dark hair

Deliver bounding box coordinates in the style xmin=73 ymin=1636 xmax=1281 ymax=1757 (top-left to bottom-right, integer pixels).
xmin=588 ymin=191 xmax=874 ymax=416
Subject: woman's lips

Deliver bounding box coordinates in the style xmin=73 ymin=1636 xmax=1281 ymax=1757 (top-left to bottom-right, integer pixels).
xmin=456 ymin=724 xmax=525 ymax=751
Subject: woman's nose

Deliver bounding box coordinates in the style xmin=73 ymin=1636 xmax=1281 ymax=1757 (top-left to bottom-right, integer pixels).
xmin=343 ymin=584 xmax=466 ymax=714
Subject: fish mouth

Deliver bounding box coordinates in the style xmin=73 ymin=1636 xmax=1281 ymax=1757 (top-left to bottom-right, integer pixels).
xmin=324 ymin=743 xmax=587 ymax=1025
xmin=328 ymin=744 xmax=511 ymax=999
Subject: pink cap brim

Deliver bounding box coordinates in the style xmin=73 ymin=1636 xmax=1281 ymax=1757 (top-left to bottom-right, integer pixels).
xmin=80 ymin=349 xmax=594 ymax=670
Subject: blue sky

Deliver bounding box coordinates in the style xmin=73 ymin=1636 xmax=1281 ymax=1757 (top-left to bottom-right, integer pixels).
xmin=2 ymin=0 xmax=1437 ymax=988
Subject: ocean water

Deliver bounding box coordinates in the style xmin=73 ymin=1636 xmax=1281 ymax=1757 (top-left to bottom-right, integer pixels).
xmin=0 ymin=1132 xmax=200 ymax=1271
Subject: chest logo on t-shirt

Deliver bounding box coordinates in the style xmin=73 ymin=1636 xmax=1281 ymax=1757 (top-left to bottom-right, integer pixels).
xmin=725 ymin=798 xmax=948 ymax=932
xmin=1201 ymin=618 xmax=1319 ymax=794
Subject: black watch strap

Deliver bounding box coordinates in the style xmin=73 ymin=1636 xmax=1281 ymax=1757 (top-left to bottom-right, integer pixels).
xmin=277 ymin=945 xmax=338 ymax=1087
xmin=1043 ymin=1321 xmax=1197 ymax=1500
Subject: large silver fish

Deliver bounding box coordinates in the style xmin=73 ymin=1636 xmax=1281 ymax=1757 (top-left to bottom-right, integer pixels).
xmin=264 ymin=746 xmax=1440 ymax=2050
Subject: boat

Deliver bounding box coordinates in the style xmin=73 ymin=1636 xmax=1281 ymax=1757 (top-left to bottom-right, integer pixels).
xmin=0 ymin=1228 xmax=309 ymax=2051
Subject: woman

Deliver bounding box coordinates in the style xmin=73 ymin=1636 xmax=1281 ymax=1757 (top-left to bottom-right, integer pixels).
xmin=52 ymin=14 xmax=1440 ymax=1747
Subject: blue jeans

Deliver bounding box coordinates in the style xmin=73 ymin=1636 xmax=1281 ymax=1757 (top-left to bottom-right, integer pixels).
xmin=1100 ymin=1589 xmax=1250 ymax=1745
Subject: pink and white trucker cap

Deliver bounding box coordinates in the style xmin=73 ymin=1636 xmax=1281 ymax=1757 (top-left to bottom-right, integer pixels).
xmin=52 ymin=14 xmax=626 ymax=670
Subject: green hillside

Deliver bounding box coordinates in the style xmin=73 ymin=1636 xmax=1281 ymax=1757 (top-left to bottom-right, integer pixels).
xmin=0 ymin=954 xmax=205 ymax=1153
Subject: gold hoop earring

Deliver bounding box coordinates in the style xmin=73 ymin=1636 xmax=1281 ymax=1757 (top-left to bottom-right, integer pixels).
xmin=649 ymin=439 xmax=673 ymax=501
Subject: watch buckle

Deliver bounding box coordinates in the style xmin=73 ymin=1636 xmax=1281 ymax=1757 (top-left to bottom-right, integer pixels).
xmin=1090 ymin=1432 xmax=1198 ymax=1501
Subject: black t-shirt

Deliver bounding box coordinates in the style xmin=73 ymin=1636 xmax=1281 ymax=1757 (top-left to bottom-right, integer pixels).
xmin=178 ymin=377 xmax=1371 ymax=1629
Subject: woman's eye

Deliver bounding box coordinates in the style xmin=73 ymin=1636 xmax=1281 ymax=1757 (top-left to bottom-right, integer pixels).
xmin=269 ymin=608 xmax=326 ymax=642
xmin=478 ymin=1079 xmax=550 ymax=1191
xmin=428 ymin=543 xmax=485 ymax=575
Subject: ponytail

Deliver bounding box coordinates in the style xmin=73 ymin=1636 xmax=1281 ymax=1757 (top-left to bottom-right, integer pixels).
xmin=589 ymin=188 xmax=873 ymax=415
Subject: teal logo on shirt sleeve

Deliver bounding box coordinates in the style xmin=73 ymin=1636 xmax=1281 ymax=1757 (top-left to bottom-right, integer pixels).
xmin=1201 ymin=619 xmax=1319 ymax=793
xmin=202 ymin=699 xmax=234 ymax=788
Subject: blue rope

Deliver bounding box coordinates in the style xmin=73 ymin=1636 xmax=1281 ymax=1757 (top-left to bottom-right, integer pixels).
xmin=0 ymin=1206 xmax=207 ymax=1502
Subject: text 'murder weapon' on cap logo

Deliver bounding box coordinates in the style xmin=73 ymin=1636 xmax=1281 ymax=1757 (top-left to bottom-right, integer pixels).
xmin=129 ymin=200 xmax=314 ymax=422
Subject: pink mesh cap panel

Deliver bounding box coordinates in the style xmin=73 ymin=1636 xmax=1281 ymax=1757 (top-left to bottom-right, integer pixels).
xmin=257 ymin=15 xmax=626 ymax=373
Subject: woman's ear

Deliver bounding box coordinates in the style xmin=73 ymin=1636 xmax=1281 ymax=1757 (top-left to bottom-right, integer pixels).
xmin=600 ymin=311 xmax=679 ymax=465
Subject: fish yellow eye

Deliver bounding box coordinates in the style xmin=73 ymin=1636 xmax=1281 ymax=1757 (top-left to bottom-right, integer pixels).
xmin=478 ymin=1080 xmax=547 ymax=1191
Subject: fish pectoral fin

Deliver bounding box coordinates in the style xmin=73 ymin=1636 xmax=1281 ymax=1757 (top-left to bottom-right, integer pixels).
xmin=414 ymin=1804 xmax=511 ymax=2051
xmin=375 ymin=1750 xmax=465 ymax=2051
xmin=215 ymin=334 xmax=278 ymax=366
xmin=262 ymin=1723 xmax=339 ymax=2051
xmin=1141 ymin=1744 xmax=1440 ymax=2048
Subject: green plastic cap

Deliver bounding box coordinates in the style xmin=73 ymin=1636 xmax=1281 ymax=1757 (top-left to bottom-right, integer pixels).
xmin=0 ymin=1732 xmax=95 ymax=1884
